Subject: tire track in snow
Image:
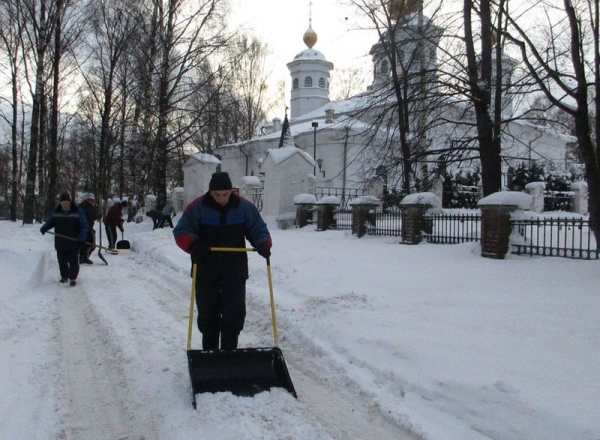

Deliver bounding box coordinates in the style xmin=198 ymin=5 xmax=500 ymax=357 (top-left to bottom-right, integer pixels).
xmin=54 ymin=285 xmax=133 ymax=439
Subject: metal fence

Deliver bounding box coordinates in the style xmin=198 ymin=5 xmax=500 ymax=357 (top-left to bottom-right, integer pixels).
xmin=423 ymin=213 xmax=482 ymax=243
xmin=315 ymin=187 xmax=366 ymax=210
xmin=511 ymin=217 xmax=599 ymax=259
xmin=252 ymin=188 xmax=263 ymax=211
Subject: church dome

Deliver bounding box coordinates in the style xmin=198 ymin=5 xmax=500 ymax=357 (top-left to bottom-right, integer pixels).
xmin=293 ymin=48 xmax=327 ymax=61
xmin=303 ymin=25 xmax=317 ymax=49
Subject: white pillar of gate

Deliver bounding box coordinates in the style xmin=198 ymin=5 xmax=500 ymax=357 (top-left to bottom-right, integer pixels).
xmin=525 ymin=182 xmax=545 ymax=213
xmin=571 ymin=181 xmax=588 ymax=215
xmin=261 ymin=147 xmax=314 ymax=220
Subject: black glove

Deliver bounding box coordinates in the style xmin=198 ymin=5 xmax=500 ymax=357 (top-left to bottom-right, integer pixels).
xmin=189 ymin=240 xmax=207 ymax=264
xmin=256 ymin=245 xmax=271 ymax=259
xmin=40 ymin=228 xmax=46 ymax=235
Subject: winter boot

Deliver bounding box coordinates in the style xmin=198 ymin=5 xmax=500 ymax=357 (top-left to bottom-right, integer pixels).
xmin=201 ymin=331 xmax=219 ymax=350
xmin=220 ymin=332 xmax=239 ymax=350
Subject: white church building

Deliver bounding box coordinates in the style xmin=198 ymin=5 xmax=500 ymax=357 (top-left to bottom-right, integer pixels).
xmin=183 ymin=13 xmax=576 ymax=218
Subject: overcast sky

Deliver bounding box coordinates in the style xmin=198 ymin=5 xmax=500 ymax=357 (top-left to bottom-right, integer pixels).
xmin=229 ymin=0 xmax=378 ymax=118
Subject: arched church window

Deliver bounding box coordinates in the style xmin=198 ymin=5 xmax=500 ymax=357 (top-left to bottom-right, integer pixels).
xmin=397 ymin=49 xmax=405 ymax=62
xmin=293 ymin=78 xmax=299 ymax=89
xmin=380 ymin=59 xmax=389 ymax=77
xmin=304 ymin=76 xmax=313 ymax=87
xmin=319 ymin=77 xmax=326 ymax=88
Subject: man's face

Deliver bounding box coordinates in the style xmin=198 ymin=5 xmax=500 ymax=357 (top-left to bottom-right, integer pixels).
xmin=60 ymin=200 xmax=71 ymax=210
xmin=210 ymin=190 xmax=232 ymax=207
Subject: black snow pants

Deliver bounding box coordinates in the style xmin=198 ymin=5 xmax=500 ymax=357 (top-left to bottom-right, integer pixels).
xmin=195 ymin=278 xmax=246 ymax=350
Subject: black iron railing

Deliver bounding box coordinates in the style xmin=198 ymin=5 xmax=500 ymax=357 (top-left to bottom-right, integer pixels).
xmin=511 ymin=217 xmax=599 ymax=259
xmin=423 ymin=213 xmax=482 ymax=243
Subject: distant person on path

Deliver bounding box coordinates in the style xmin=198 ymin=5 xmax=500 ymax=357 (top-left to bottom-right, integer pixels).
xmin=104 ymin=200 xmax=128 ymax=250
xmin=40 ymin=192 xmax=88 ymax=286
xmin=173 ymin=172 xmax=272 ymax=350
xmin=161 ymin=203 xmax=176 ymax=228
xmin=78 ymin=193 xmax=102 ymax=264
xmin=146 ymin=209 xmax=166 ymax=230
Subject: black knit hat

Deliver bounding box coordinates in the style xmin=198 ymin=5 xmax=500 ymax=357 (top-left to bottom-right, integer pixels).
xmin=209 ymin=172 xmax=233 ymax=191
xmin=59 ymin=193 xmax=71 ymax=202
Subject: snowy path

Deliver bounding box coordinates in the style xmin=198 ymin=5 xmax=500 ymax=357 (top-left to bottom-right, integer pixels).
xmin=35 ymin=245 xmax=417 ymax=439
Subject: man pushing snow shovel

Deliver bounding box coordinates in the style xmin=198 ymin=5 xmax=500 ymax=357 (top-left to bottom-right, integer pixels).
xmin=173 ymin=172 xmax=272 ymax=350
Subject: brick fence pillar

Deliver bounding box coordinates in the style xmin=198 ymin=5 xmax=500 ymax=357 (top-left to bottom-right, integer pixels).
xmin=477 ymin=191 xmax=532 ymax=259
xmin=479 ymin=205 xmax=517 ymax=259
xmin=351 ymin=203 xmax=379 ymax=237
xmin=295 ymin=203 xmax=315 ymax=228
xmin=315 ymin=196 xmax=340 ymax=231
xmin=400 ymin=204 xmax=432 ymax=244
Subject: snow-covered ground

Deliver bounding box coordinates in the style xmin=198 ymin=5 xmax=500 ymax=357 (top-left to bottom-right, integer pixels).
xmin=1 ymin=216 xmax=598 ymax=440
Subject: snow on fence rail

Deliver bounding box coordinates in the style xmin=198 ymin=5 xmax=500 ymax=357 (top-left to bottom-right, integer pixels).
xmin=511 ymin=217 xmax=599 ymax=260
xmin=329 ymin=209 xmax=598 ymax=260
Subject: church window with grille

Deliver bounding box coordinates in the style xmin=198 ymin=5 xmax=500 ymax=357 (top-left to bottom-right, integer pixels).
xmin=319 ymin=77 xmax=326 ymax=88
xmin=397 ymin=49 xmax=405 ymax=62
xmin=293 ymin=78 xmax=299 ymax=89
xmin=304 ymin=76 xmax=313 ymax=87
xmin=380 ymin=59 xmax=389 ymax=77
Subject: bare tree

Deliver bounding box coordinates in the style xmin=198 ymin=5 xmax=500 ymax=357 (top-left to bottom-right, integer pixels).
xmin=501 ymin=0 xmax=600 ymax=241
xmin=0 ymin=0 xmax=27 ymax=221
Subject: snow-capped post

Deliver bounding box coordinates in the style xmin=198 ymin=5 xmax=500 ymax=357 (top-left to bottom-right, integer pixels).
xmin=349 ymin=195 xmax=381 ymax=238
xmin=399 ymin=192 xmax=442 ymax=244
xmin=145 ymin=195 xmax=156 ymax=213
xmin=525 ymin=182 xmax=546 ymax=213
xmin=570 ymin=181 xmax=588 ymax=215
xmin=173 ymin=187 xmax=185 ymax=213
xmin=315 ymin=196 xmax=340 ymax=231
xmin=477 ymin=192 xmax=533 ymax=259
xmin=293 ymin=193 xmax=317 ymax=228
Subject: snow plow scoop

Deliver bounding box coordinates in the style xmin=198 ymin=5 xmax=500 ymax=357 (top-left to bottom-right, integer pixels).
xmin=186 ymin=249 xmax=296 ymax=408
xmin=116 ymin=231 xmax=130 ymax=250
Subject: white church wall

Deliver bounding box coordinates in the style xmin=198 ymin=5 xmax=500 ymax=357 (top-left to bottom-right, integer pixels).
xmin=261 ymin=148 xmax=313 ymax=217
xmin=182 ymin=154 xmax=220 ymax=208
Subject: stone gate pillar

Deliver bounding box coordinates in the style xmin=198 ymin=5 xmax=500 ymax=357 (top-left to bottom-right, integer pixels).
xmin=316 ymin=196 xmax=340 ymax=231
xmin=349 ymin=196 xmax=381 ymax=238
xmin=477 ymin=191 xmax=533 ymax=259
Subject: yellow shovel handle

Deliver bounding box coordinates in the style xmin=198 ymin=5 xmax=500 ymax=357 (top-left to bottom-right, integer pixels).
xmin=210 ymin=247 xmax=256 ymax=252
xmin=266 ymin=259 xmax=279 ymax=347
xmin=187 ymin=263 xmax=198 ymax=351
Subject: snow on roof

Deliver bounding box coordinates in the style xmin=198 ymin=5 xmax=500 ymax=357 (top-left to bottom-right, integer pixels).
xmin=477 ymin=191 xmax=532 ymax=209
xmin=293 ymin=48 xmax=327 ymax=61
xmin=186 ymin=153 xmax=221 ymax=165
xmin=267 ymin=146 xmax=315 ymax=165
xmin=400 ymin=192 xmax=442 ymax=207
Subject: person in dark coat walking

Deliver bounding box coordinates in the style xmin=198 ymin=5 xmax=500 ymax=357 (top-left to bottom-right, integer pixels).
xmin=104 ymin=200 xmax=127 ymax=250
xmin=173 ymin=172 xmax=272 ymax=350
xmin=40 ymin=193 xmax=89 ymax=286
xmin=78 ymin=193 xmax=102 ymax=264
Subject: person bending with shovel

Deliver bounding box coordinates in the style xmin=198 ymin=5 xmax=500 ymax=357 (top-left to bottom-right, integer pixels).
xmin=173 ymin=172 xmax=272 ymax=350
xmin=40 ymin=192 xmax=88 ymax=286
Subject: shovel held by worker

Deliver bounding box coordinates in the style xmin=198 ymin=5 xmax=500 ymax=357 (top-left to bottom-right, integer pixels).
xmin=186 ymin=247 xmax=296 ymax=408
xmin=45 ymin=231 xmax=113 ymax=264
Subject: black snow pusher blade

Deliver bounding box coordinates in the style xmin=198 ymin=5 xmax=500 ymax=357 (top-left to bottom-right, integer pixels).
xmin=187 ymin=347 xmax=296 ymax=407
xmin=186 ymin=252 xmax=296 ymax=407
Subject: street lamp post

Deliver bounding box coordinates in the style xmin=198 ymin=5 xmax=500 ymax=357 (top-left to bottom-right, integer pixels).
xmin=311 ymin=121 xmax=319 ymax=176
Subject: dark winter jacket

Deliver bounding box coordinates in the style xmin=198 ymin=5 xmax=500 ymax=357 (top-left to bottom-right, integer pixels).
xmin=173 ymin=192 xmax=271 ymax=281
xmin=104 ymin=203 xmax=125 ymax=229
xmin=41 ymin=203 xmax=89 ymax=251
xmin=79 ymin=200 xmax=101 ymax=228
